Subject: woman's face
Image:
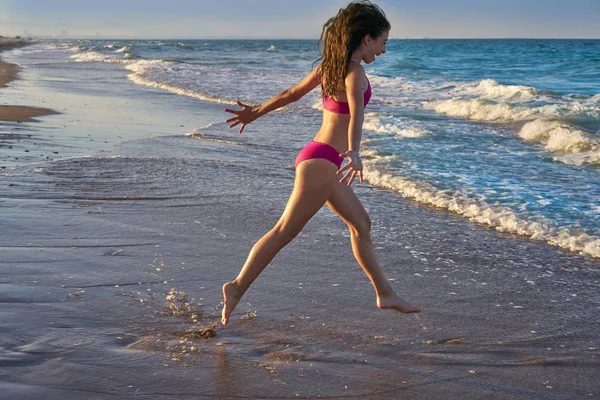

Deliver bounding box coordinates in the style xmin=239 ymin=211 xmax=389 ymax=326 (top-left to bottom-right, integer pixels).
xmin=363 ymin=30 xmax=389 ymax=64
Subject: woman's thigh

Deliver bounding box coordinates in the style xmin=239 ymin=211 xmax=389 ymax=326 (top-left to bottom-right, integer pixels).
xmin=276 ymin=159 xmax=338 ymax=236
xmin=326 ymin=180 xmax=371 ymax=232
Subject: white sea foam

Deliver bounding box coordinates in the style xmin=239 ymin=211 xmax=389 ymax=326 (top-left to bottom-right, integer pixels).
xmin=423 ymin=78 xmax=600 ymax=123
xmin=115 ymin=46 xmax=132 ymax=53
xmin=185 ymin=125 xmax=257 ymax=146
xmin=70 ymin=51 xmax=124 ymax=63
xmin=554 ymin=151 xmax=600 ymax=166
xmin=423 ymin=88 xmax=600 ymax=162
xmin=365 ymin=74 xmax=429 ymax=108
xmin=123 ymin=57 xmax=306 ymax=107
xmin=518 ymin=119 xmax=600 ymax=165
xmin=367 ymin=74 xmax=421 ymax=93
xmin=362 ymin=149 xmax=600 ymax=258
xmin=364 ymin=113 xmax=430 ymax=138
xmin=125 ymin=60 xmax=235 ymax=105
xmin=185 ymin=123 xmax=219 ymax=136
xmin=454 ymin=79 xmax=542 ymax=102
xmin=371 ymin=76 xmax=600 ymax=125
xmin=9 ymin=43 xmax=65 ymax=55
xmin=425 ymin=98 xmax=553 ymax=122
xmin=518 ymin=119 xmax=599 ymax=152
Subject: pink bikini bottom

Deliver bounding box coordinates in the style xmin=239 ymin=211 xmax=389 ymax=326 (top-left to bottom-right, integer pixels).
xmin=295 ymin=140 xmax=343 ymax=169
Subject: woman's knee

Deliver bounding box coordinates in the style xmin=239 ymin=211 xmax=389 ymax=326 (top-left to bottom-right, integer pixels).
xmin=349 ymin=214 xmax=371 ymax=237
xmin=272 ymin=221 xmax=302 ymax=245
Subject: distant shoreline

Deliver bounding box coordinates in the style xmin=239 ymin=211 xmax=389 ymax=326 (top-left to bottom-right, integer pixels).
xmin=0 ymin=37 xmax=34 ymax=87
xmin=0 ymin=37 xmax=58 ymax=122
xmin=0 ymin=37 xmax=35 ymax=52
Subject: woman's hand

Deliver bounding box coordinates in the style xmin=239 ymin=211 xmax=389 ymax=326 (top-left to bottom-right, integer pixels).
xmin=224 ymin=100 xmax=258 ymax=133
xmin=337 ymin=150 xmax=364 ymax=186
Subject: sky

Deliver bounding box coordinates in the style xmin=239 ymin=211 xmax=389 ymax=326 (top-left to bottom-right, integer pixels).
xmin=1 ymin=0 xmax=599 ymax=39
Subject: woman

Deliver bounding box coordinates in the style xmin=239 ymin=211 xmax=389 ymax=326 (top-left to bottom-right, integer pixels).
xmin=221 ymin=1 xmax=420 ymax=325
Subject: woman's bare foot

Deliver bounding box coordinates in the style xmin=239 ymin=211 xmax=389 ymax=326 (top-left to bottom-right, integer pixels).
xmin=221 ymin=281 xmax=242 ymax=325
xmin=377 ymin=294 xmax=421 ymax=314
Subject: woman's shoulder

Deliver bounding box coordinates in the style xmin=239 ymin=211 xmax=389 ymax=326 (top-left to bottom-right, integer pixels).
xmin=347 ymin=61 xmax=365 ymax=75
xmin=346 ymin=62 xmax=366 ymax=87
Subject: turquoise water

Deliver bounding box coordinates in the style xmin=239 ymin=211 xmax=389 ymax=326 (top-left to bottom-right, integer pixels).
xmin=8 ymin=38 xmax=600 ymax=257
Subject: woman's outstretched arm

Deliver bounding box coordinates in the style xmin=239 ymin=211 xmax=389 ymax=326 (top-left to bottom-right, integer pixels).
xmin=224 ymin=67 xmax=321 ymax=133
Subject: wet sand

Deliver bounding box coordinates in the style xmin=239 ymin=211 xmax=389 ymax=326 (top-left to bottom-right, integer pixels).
xmin=2 ymin=128 xmax=599 ymax=399
xmin=0 ymin=43 xmax=599 ymax=399
xmin=0 ymin=39 xmax=57 ymax=122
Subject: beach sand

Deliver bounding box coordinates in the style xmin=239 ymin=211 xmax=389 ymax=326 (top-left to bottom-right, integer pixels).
xmin=0 ymin=43 xmax=599 ymax=399
xmin=0 ymin=38 xmax=57 ymax=122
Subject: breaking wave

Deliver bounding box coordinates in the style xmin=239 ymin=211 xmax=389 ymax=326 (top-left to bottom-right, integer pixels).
xmin=362 ymin=148 xmax=600 ymax=259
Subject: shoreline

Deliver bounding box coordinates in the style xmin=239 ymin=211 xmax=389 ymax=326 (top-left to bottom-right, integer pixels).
xmin=0 ymin=38 xmax=58 ymax=122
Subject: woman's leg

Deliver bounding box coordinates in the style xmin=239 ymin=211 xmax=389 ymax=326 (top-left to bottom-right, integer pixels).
xmin=221 ymin=159 xmax=338 ymax=325
xmin=326 ymin=181 xmax=420 ymax=313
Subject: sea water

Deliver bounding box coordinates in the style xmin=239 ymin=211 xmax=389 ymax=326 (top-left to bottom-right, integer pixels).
xmin=6 ymin=38 xmax=600 ymax=258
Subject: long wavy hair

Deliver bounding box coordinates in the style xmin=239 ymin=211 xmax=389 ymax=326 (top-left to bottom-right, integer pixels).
xmin=316 ymin=1 xmax=390 ymax=97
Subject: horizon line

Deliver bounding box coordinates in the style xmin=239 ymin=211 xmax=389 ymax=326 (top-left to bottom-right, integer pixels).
xmin=20 ymin=36 xmax=600 ymax=41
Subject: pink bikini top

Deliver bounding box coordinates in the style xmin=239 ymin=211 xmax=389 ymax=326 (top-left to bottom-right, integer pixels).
xmin=322 ymin=77 xmax=371 ymax=115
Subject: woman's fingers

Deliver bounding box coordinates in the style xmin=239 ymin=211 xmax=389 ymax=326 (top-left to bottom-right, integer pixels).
xmin=338 ymin=162 xmax=364 ymax=186
xmin=347 ymin=170 xmax=357 ymax=186
xmin=340 ymin=168 xmax=353 ymax=183
xmin=225 ymin=100 xmax=254 ymax=132
xmin=225 ymin=101 xmax=248 ymax=131
xmin=336 ymin=163 xmax=352 ymax=175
